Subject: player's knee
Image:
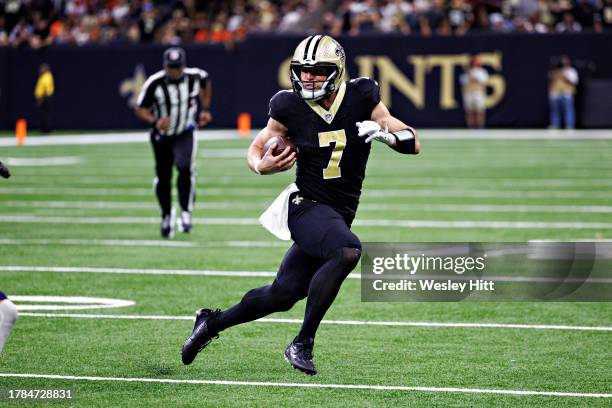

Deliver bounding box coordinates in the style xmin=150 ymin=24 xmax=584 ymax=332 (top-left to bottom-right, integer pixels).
xmin=176 ymin=164 xmax=192 ymax=176
xmin=275 ymin=296 xmax=297 ymax=312
xmin=271 ymin=282 xmax=304 ymax=312
xmin=155 ymin=167 xmax=172 ymax=180
xmin=339 ymin=246 xmax=361 ymax=270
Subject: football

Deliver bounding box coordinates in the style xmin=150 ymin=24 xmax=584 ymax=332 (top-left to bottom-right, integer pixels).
xmin=262 ymin=136 xmax=297 ymax=157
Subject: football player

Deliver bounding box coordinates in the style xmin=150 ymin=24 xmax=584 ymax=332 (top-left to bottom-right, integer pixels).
xmin=182 ymin=35 xmax=419 ymax=375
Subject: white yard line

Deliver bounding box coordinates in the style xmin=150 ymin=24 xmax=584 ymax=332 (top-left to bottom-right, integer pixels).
xmin=360 ymin=203 xmax=612 ymax=214
xmin=0 ymin=265 xmax=278 ymax=277
xmin=9 ymin=173 xmax=612 ymax=187
xmin=5 ymin=157 xmax=82 ymax=166
xmin=2 ymin=187 xmax=612 ymax=200
xmin=14 ymin=312 xmax=612 ymax=332
xmin=0 ymin=373 xmax=609 ymax=398
xmin=1 ymin=215 xmax=611 ymax=229
xmin=0 ymin=238 xmax=286 ymax=248
xmin=355 ymin=219 xmax=612 ymax=229
xmin=0 ymin=238 xmax=196 ymax=248
xmin=4 ymin=201 xmax=612 ymax=213
xmin=0 ymin=131 xmax=243 ymax=146
xmin=2 ymin=265 xmax=611 ymax=284
xmin=1 ymin=129 xmax=612 ymax=147
xmin=10 ymin=296 xmax=134 ymax=311
xmin=1 ymin=201 xmax=157 ymax=209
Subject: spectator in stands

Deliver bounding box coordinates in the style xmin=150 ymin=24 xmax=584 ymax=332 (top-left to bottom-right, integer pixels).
xmin=0 ymin=15 xmax=8 ymax=46
xmin=34 ymin=63 xmax=55 ymax=134
xmin=0 ymin=0 xmax=611 ymax=47
xmin=572 ymin=0 xmax=601 ymax=31
xmin=470 ymin=2 xmax=491 ymax=31
xmin=489 ymin=12 xmax=512 ymax=32
xmin=555 ymin=11 xmax=582 ymax=31
xmin=599 ymin=0 xmax=612 ymax=31
xmin=460 ymin=55 xmax=489 ymax=129
xmin=378 ymin=0 xmax=412 ymax=33
xmin=421 ymin=0 xmax=451 ymax=36
xmin=278 ymin=3 xmax=306 ymax=32
xmin=29 ymin=13 xmax=53 ymax=48
xmin=548 ymin=55 xmax=578 ymax=129
xmin=601 ymin=0 xmax=612 ymax=30
xmin=348 ymin=0 xmax=380 ymax=35
xmin=8 ymin=18 xmax=31 ymax=47
xmin=447 ymin=0 xmax=473 ymax=35
xmin=138 ymin=1 xmax=159 ymax=43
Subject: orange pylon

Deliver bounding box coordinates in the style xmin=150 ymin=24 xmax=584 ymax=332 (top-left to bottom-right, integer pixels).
xmin=237 ymin=113 xmax=251 ymax=138
xmin=16 ymin=119 xmax=27 ymax=145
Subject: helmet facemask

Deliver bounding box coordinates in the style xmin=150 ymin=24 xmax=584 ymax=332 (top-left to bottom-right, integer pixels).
xmin=290 ymin=62 xmax=340 ymax=101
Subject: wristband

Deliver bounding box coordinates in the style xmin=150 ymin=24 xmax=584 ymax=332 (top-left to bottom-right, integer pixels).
xmin=393 ymin=129 xmax=415 ymax=141
xmin=392 ymin=129 xmax=417 ymax=153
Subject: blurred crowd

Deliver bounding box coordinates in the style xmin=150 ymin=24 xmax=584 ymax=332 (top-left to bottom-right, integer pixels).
xmin=1 ymin=0 xmax=611 ymax=48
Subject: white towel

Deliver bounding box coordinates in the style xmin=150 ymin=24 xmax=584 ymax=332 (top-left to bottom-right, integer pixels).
xmin=259 ymin=183 xmax=300 ymax=240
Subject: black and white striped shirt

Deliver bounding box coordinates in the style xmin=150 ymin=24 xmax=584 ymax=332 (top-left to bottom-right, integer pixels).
xmin=137 ymin=68 xmax=209 ymax=136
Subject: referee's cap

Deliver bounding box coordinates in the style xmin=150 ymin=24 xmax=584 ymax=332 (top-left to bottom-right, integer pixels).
xmin=164 ymin=47 xmax=186 ymax=68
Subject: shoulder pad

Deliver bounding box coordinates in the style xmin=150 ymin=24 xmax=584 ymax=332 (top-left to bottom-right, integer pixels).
xmin=349 ymin=77 xmax=379 ymax=92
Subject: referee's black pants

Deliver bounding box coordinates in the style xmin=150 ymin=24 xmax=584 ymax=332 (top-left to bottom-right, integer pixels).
xmin=150 ymin=130 xmax=196 ymax=217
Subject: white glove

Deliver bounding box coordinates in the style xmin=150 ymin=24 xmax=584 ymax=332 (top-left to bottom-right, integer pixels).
xmin=356 ymin=121 xmax=396 ymax=146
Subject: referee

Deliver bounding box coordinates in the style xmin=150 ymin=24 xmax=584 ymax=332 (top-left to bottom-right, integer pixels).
xmin=135 ymin=47 xmax=212 ymax=238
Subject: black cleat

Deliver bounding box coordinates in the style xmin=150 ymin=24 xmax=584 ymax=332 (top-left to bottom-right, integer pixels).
xmin=0 ymin=161 xmax=11 ymax=179
xmin=178 ymin=211 xmax=192 ymax=233
xmin=182 ymin=308 xmax=221 ymax=365
xmin=160 ymin=212 xmax=175 ymax=239
xmin=284 ymin=337 xmax=317 ymax=375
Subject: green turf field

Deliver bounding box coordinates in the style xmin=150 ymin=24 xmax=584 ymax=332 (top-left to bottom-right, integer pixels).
xmin=0 ymin=131 xmax=610 ymax=407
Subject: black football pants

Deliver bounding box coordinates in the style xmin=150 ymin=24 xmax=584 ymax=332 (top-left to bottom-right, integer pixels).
xmin=210 ymin=194 xmax=362 ymax=342
xmin=150 ymin=130 xmax=196 ymax=217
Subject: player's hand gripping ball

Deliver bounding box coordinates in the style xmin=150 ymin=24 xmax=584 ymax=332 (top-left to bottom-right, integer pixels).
xmin=262 ymin=136 xmax=298 ymax=157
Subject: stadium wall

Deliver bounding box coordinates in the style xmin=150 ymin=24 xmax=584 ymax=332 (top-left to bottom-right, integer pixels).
xmin=3 ymin=33 xmax=612 ymax=131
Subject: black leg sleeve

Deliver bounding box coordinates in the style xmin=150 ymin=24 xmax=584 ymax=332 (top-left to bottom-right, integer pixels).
xmin=173 ymin=131 xmax=195 ymax=212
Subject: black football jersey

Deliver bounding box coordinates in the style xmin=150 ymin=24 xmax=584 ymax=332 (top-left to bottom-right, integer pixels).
xmin=269 ymin=77 xmax=381 ymax=221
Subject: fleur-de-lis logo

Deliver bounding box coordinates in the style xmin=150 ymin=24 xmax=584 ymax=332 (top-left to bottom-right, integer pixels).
xmin=335 ymin=46 xmax=345 ymax=63
xmin=119 ymin=64 xmax=147 ymax=108
xmin=292 ymin=194 xmax=303 ymax=205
